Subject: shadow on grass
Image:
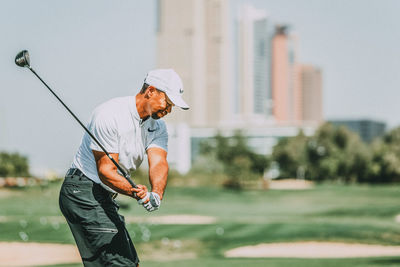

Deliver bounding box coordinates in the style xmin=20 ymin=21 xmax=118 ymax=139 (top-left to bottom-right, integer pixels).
xmin=368 ymin=257 xmax=400 ymax=265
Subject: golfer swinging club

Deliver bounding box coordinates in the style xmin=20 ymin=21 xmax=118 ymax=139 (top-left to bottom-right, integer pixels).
xmin=59 ymin=69 xmax=189 ymax=266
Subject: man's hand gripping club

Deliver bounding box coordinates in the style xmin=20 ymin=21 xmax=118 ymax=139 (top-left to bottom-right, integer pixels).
xmin=132 ymin=185 xmax=161 ymax=212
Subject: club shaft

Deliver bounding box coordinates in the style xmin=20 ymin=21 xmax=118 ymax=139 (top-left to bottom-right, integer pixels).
xmin=28 ymin=67 xmax=137 ymax=188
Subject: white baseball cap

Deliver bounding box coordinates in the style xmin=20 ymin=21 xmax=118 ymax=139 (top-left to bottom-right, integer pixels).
xmin=144 ymin=69 xmax=189 ymax=110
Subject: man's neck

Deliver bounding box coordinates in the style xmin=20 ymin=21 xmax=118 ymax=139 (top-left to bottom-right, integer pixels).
xmin=135 ymin=94 xmax=150 ymax=120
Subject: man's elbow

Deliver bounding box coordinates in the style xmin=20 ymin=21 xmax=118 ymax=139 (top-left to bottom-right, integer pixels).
xmin=97 ymin=165 xmax=114 ymax=183
xmin=159 ymin=160 xmax=169 ymax=174
xmin=150 ymin=160 xmax=169 ymax=175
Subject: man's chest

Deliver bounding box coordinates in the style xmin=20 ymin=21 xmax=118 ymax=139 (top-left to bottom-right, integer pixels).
xmin=116 ymin=119 xmax=157 ymax=169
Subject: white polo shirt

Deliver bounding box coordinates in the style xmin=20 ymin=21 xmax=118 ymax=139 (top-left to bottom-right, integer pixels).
xmin=71 ymin=96 xmax=168 ymax=192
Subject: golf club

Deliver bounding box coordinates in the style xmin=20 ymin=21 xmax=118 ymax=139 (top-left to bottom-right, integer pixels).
xmin=15 ymin=50 xmax=137 ymax=189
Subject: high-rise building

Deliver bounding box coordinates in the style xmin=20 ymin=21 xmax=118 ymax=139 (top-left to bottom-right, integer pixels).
xmin=271 ymin=25 xmax=301 ymax=124
xmin=329 ymin=119 xmax=386 ymax=143
xmin=300 ymin=65 xmax=323 ymax=123
xmin=156 ymin=0 xmax=232 ymax=127
xmin=156 ymin=1 xmax=323 ymax=173
xmin=235 ymin=5 xmax=273 ymax=124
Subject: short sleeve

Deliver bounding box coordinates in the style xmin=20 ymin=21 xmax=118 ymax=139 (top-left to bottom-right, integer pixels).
xmin=147 ymin=120 xmax=168 ymax=152
xmin=88 ymin=109 xmax=119 ymax=153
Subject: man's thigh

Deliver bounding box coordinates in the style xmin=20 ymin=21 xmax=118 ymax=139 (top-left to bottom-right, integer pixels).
xmin=59 ymin=177 xmax=139 ymax=266
xmin=67 ymin=217 xmax=138 ymax=267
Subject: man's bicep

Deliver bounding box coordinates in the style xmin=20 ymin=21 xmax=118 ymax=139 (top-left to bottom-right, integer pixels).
xmin=147 ymin=147 xmax=168 ymax=167
xmin=92 ymin=150 xmax=119 ymax=173
xmin=147 ymin=134 xmax=168 ymax=152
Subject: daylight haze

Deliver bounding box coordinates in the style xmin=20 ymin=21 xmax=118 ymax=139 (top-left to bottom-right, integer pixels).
xmin=1 ymin=0 xmax=399 ymax=175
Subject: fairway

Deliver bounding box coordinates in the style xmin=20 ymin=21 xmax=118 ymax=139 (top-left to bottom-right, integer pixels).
xmin=1 ymin=182 xmax=400 ymax=266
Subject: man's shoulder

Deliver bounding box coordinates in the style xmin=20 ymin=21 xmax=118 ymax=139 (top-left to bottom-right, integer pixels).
xmin=90 ymin=96 xmax=134 ymax=128
xmin=154 ymin=119 xmax=167 ymax=129
xmin=145 ymin=119 xmax=167 ymax=134
xmin=92 ymin=96 xmax=133 ymax=118
xmin=95 ymin=96 xmax=132 ymax=111
xmin=155 ymin=119 xmax=167 ymax=128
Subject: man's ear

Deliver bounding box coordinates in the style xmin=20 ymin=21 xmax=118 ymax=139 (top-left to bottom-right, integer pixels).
xmin=145 ymin=86 xmax=157 ymax=98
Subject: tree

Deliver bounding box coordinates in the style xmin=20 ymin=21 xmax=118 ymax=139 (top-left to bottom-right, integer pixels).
xmin=271 ymin=123 xmax=371 ymax=183
xmin=366 ymin=127 xmax=400 ymax=183
xmin=306 ymin=123 xmax=370 ymax=182
xmin=272 ymin=130 xmax=308 ymax=178
xmin=0 ymin=152 xmax=30 ymax=177
xmin=197 ymin=131 xmax=269 ymax=189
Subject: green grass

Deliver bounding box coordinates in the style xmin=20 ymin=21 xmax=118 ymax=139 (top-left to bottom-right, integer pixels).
xmin=1 ymin=182 xmax=400 ymax=266
xmin=39 ymin=258 xmax=400 ymax=267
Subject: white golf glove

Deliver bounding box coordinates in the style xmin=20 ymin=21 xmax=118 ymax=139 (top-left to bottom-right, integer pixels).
xmin=138 ymin=192 xmax=161 ymax=212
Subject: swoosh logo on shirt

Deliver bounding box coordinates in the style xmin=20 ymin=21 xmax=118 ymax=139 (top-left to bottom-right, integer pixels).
xmin=148 ymin=128 xmax=156 ymax=132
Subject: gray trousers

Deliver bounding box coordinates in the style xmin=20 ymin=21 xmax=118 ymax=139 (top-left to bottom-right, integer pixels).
xmin=59 ymin=169 xmax=139 ymax=266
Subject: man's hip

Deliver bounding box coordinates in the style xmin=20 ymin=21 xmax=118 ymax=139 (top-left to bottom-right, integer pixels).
xmin=59 ymin=168 xmax=139 ymax=266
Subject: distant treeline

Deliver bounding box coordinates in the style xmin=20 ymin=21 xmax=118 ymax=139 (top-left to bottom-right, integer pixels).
xmin=195 ymin=123 xmax=400 ymax=187
xmin=0 ymin=152 xmax=30 ymax=177
xmin=272 ymin=123 xmax=400 ymax=183
xmin=3 ymin=122 xmax=399 ymax=186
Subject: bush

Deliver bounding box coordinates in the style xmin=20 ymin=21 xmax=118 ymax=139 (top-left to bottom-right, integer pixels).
xmin=195 ymin=131 xmax=269 ymax=189
xmin=0 ymin=152 xmax=30 ymax=177
xmin=365 ymin=127 xmax=400 ymax=183
xmin=272 ymin=123 xmax=374 ymax=183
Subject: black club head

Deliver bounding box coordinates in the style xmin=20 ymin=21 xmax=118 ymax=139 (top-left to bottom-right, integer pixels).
xmin=15 ymin=50 xmax=30 ymax=68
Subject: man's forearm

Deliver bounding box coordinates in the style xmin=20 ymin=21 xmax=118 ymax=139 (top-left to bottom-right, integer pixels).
xmin=99 ymin=171 xmax=135 ymax=197
xmin=149 ymin=163 xmax=168 ymax=199
xmin=93 ymin=150 xmax=147 ymax=200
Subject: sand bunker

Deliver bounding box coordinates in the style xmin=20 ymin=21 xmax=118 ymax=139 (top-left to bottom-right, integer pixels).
xmin=0 ymin=189 xmax=22 ymax=198
xmin=126 ymin=214 xmax=217 ymax=224
xmin=0 ymin=240 xmax=200 ymax=266
xmin=225 ymin=241 xmax=400 ymax=258
xmin=0 ymin=242 xmax=81 ymax=266
xmin=267 ymin=179 xmax=314 ymax=190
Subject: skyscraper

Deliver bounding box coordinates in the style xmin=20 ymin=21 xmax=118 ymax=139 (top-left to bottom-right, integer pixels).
xmin=156 ymin=0 xmax=232 ymax=127
xmin=300 ymin=64 xmax=323 ymax=123
xmin=236 ymin=4 xmax=273 ymax=124
xmin=156 ymin=1 xmax=323 ymax=174
xmin=271 ymin=25 xmax=301 ymax=124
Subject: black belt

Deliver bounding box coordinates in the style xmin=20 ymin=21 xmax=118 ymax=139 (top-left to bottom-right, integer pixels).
xmin=66 ymin=168 xmax=85 ymax=178
xmin=66 ymin=168 xmax=118 ymax=199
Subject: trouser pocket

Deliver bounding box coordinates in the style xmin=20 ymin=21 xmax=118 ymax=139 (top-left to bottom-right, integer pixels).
xmin=59 ymin=182 xmax=119 ymax=259
xmin=86 ymin=227 xmax=118 ymax=234
xmin=59 ymin=178 xmax=138 ymax=265
xmin=66 ymin=222 xmax=118 ymax=260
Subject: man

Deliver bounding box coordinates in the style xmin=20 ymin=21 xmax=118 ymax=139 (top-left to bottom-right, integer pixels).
xmin=59 ymin=69 xmax=189 ymax=266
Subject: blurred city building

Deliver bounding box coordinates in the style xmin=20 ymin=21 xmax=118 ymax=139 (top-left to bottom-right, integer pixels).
xmin=156 ymin=0 xmax=323 ymax=173
xmin=271 ymin=25 xmax=302 ymax=124
xmin=300 ymin=64 xmax=323 ymax=123
xmin=235 ymin=4 xmax=273 ymax=124
xmin=329 ymin=119 xmax=386 ymax=143
xmin=156 ymin=0 xmax=233 ymax=128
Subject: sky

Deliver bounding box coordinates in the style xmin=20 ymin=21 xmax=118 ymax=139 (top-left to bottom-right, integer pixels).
xmin=0 ymin=0 xmax=399 ymax=176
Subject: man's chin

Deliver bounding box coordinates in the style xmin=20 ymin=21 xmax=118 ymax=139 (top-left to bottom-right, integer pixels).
xmin=152 ymin=114 xmax=162 ymax=120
